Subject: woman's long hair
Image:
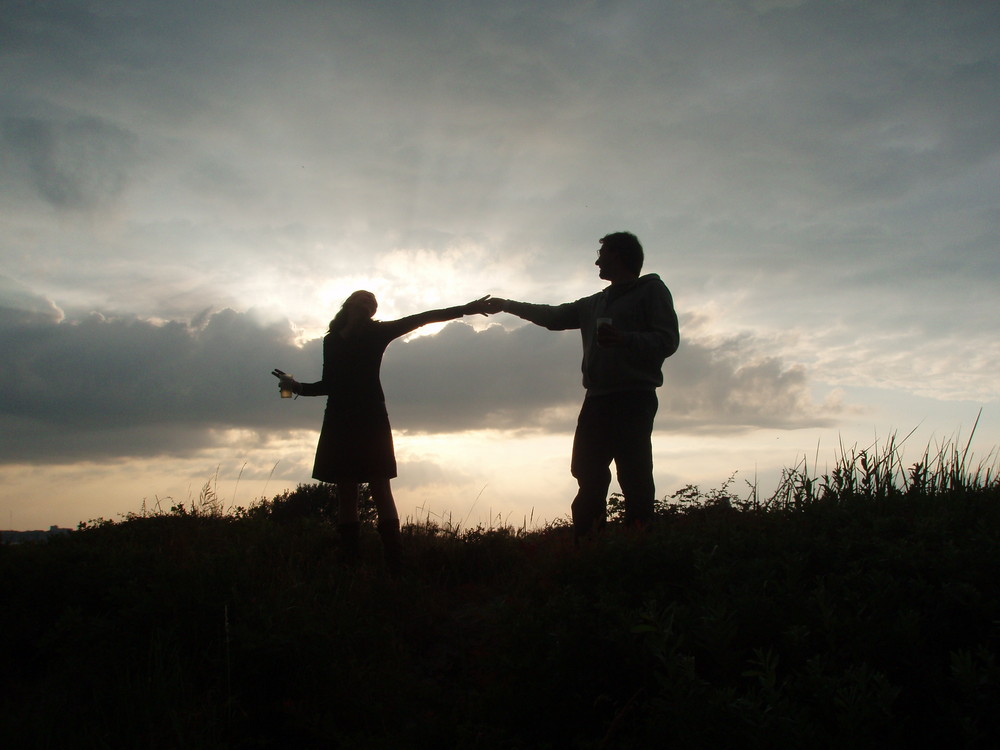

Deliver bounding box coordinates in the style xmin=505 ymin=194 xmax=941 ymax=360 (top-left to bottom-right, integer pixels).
xmin=328 ymin=306 xmax=351 ymax=336
xmin=328 ymin=290 xmax=377 ymax=337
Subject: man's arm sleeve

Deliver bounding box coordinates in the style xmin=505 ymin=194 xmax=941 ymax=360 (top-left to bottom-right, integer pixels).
xmin=504 ymin=300 xmax=582 ymax=331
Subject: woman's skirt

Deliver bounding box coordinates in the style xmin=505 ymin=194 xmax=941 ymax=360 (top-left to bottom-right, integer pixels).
xmin=311 ymin=400 xmax=397 ymax=483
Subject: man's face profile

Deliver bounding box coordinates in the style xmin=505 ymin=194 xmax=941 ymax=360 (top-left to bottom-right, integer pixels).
xmin=595 ymin=243 xmax=623 ymax=281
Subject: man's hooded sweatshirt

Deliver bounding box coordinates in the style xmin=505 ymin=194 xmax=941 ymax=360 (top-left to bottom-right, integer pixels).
xmin=504 ymin=274 xmax=679 ymax=397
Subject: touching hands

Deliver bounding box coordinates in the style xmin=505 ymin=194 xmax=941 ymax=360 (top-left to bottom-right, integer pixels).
xmin=481 ymin=296 xmax=506 ymax=314
xmin=464 ymin=295 xmax=506 ymax=316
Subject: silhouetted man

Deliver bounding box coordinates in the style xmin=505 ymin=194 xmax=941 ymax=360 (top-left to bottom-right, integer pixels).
xmin=488 ymin=232 xmax=679 ymax=538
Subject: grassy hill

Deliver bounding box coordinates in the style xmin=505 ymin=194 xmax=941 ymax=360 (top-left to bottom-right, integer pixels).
xmin=3 ymin=444 xmax=998 ymax=749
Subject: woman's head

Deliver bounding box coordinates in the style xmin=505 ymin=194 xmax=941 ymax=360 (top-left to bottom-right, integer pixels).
xmin=344 ymin=290 xmax=378 ymax=318
xmin=329 ymin=289 xmax=378 ymax=334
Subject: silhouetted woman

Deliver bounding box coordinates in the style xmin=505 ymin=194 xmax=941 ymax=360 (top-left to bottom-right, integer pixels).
xmin=275 ymin=290 xmax=493 ymax=574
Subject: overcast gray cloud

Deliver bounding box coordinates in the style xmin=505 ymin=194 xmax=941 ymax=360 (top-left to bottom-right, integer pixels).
xmin=3 ymin=115 xmax=138 ymax=210
xmin=2 ymin=0 xmax=994 ymax=332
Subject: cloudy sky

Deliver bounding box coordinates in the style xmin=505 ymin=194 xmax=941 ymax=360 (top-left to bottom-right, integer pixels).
xmin=2 ymin=0 xmax=997 ymax=530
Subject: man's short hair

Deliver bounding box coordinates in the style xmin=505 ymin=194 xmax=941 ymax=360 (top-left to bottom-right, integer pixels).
xmin=600 ymin=232 xmax=644 ymax=275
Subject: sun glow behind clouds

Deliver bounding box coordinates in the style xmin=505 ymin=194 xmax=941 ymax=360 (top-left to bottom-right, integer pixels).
xmin=259 ymin=239 xmax=526 ymax=344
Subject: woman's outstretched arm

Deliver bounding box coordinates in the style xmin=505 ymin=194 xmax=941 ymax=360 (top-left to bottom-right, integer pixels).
xmin=380 ymin=295 xmax=495 ymax=339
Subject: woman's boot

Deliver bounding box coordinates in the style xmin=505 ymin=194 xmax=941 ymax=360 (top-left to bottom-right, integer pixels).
xmin=336 ymin=521 xmax=361 ymax=566
xmin=376 ymin=519 xmax=403 ymax=577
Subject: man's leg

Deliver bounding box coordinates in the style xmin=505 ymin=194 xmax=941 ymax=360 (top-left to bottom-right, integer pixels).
xmin=612 ymin=391 xmax=659 ymax=529
xmin=571 ymin=397 xmax=614 ymax=539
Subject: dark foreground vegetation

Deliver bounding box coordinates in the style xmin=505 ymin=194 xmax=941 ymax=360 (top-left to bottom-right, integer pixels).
xmin=3 ymin=441 xmax=999 ymax=749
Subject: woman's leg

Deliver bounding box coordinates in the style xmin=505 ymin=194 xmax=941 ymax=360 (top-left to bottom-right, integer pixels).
xmin=370 ymin=478 xmax=402 ymax=576
xmin=335 ymin=482 xmax=361 ymax=564
xmin=369 ymin=478 xmax=398 ymax=522
xmin=337 ymin=482 xmax=360 ymax=523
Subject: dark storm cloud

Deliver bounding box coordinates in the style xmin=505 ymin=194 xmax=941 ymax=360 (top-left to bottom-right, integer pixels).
xmin=0 ymin=277 xmax=64 ymax=324
xmin=659 ymin=335 xmax=840 ymax=433
xmin=381 ymin=322 xmax=582 ymax=433
xmin=383 ymin=319 xmax=841 ymax=436
xmin=0 ymin=296 xmax=319 ymax=463
xmin=0 ymin=283 xmax=840 ymax=464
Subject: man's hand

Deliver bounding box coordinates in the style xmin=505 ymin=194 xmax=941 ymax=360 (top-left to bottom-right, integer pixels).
xmin=463 ymin=295 xmax=498 ymax=316
xmin=597 ymin=323 xmax=626 ymax=347
xmin=481 ymin=297 xmax=507 ymax=314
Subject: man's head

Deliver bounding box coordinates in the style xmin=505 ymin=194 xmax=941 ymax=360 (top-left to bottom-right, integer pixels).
xmin=596 ymin=232 xmax=643 ymax=283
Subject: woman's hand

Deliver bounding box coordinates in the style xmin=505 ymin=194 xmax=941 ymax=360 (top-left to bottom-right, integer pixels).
xmin=464 ymin=295 xmax=503 ymax=316
xmin=483 ymin=297 xmax=506 ymax=314
xmin=271 ymin=368 xmax=300 ymax=397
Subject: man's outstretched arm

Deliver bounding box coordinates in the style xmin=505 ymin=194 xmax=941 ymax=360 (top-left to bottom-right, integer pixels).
xmin=485 ymin=297 xmax=582 ymax=331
